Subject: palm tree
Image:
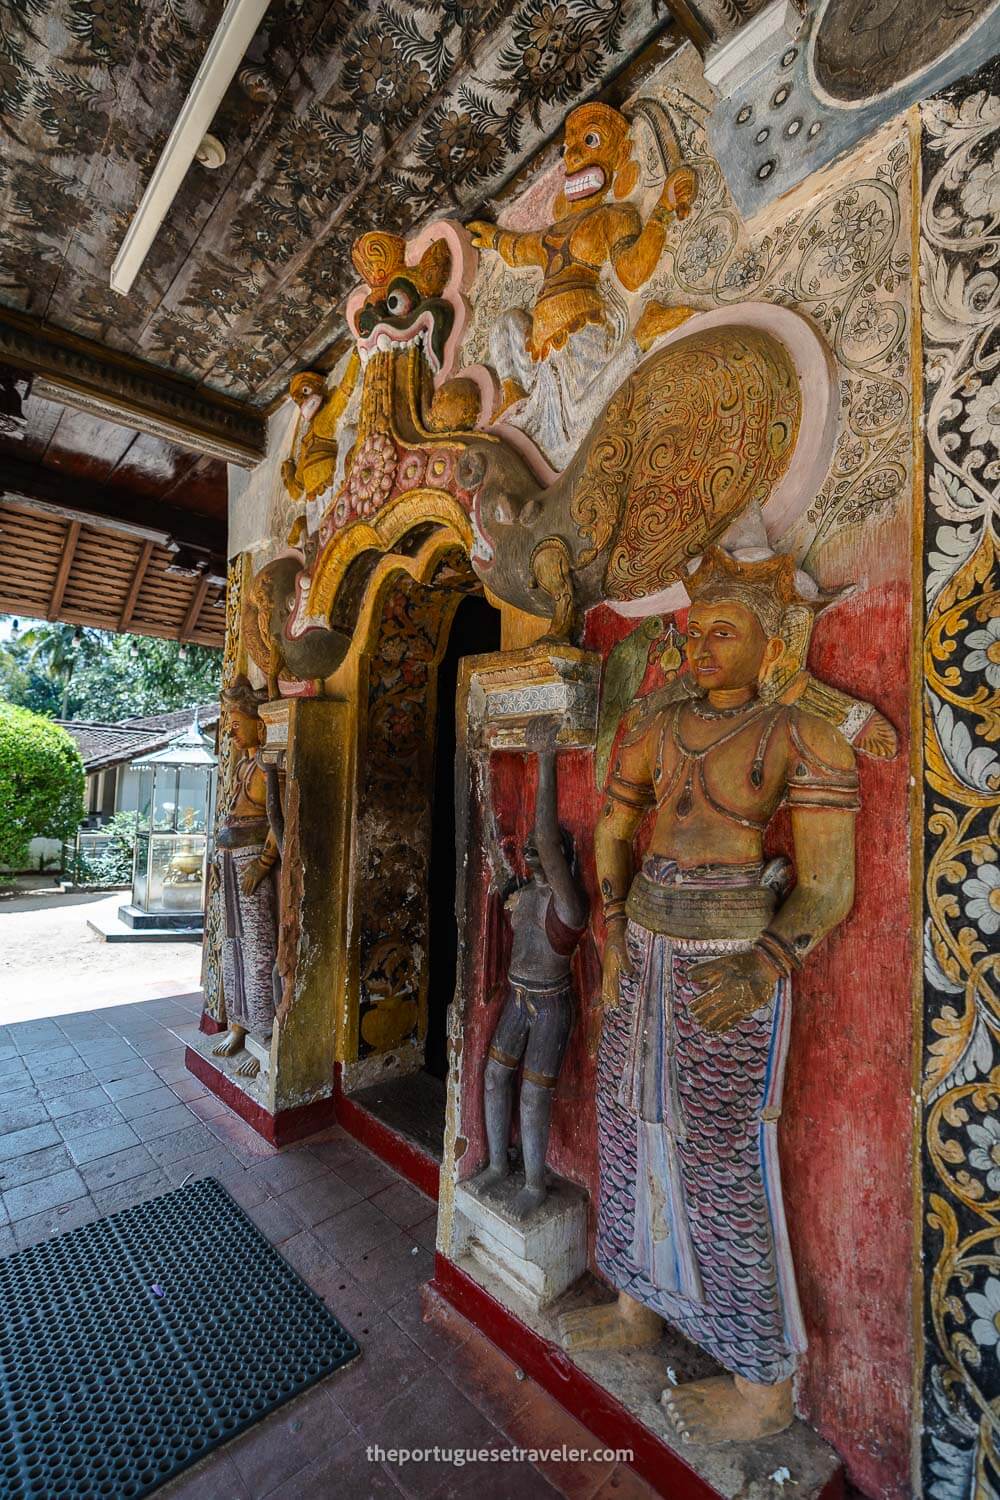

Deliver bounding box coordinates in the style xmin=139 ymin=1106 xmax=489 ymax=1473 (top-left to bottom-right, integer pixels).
xmin=18 ymin=623 xmax=97 ymax=717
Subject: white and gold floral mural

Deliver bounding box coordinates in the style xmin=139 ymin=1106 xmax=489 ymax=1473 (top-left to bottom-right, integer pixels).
xmin=919 ymin=52 xmax=1000 ymax=1500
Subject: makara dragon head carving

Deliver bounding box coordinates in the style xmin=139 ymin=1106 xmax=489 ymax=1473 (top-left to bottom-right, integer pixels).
xmin=348 ymin=232 xmax=456 ymax=377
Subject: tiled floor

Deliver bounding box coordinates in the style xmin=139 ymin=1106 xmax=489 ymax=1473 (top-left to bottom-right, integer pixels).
xmin=0 ymin=993 xmax=655 ymax=1499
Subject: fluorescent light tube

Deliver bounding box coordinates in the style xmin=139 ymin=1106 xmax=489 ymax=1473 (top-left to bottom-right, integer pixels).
xmin=110 ymin=0 xmax=271 ymax=296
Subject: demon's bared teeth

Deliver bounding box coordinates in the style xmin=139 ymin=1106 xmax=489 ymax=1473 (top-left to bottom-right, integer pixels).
xmin=564 ymin=166 xmax=605 ymax=199
xmin=356 ymin=308 xmax=440 ymax=369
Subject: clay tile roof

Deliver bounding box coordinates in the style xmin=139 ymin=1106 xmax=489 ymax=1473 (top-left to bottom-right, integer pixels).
xmin=121 ymin=703 xmax=219 ymax=736
xmin=55 ymin=703 xmax=219 ymax=773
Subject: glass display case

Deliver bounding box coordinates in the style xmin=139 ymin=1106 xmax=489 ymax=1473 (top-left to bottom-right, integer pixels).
xmin=123 ymin=719 xmax=217 ymax=929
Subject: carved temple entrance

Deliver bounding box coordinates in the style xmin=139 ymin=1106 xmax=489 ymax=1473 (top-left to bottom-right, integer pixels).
xmin=338 ymin=567 xmax=500 ymax=1168
xmin=194 ymin=514 xmax=511 ymax=1178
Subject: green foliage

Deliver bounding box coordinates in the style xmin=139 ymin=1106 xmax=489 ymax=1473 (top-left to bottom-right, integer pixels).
xmin=0 ymin=703 xmax=85 ymax=870
xmin=0 ymin=636 xmax=63 ymax=717
xmin=71 ymin=634 xmax=221 ymax=721
xmin=0 ymin=619 xmax=221 ymax=721
xmin=16 ymin=622 xmax=99 ymax=717
xmin=97 ymin=811 xmax=138 ymax=884
xmin=74 ymin=810 xmax=138 ymax=886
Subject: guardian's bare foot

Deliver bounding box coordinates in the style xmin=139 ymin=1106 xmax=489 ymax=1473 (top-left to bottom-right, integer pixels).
xmin=661 ymin=1375 xmax=793 ymax=1444
xmin=512 ymin=1183 xmax=546 ymax=1218
xmin=211 ymin=1026 xmax=246 ymax=1059
xmin=559 ymin=1292 xmax=663 ymax=1352
xmin=236 ymin=1055 xmax=261 ymax=1078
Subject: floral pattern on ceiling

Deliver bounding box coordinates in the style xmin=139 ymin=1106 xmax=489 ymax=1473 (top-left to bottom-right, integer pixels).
xmin=0 ymin=0 xmax=669 ymax=405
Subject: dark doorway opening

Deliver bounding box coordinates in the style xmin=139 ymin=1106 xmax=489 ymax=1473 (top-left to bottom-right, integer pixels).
xmin=349 ymin=590 xmax=500 ymax=1167
xmin=426 ymin=592 xmax=501 ymax=1078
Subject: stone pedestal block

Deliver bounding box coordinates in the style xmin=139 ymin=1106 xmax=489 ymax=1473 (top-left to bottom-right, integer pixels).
xmin=453 ymin=1171 xmax=588 ymax=1312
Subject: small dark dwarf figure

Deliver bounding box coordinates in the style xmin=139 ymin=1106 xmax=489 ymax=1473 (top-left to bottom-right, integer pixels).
xmin=480 ymin=737 xmax=588 ymax=1218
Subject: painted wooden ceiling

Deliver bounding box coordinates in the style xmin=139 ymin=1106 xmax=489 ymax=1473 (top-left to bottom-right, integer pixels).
xmin=0 ymin=0 xmax=670 ymax=408
xmin=0 ymin=394 xmax=227 ymax=522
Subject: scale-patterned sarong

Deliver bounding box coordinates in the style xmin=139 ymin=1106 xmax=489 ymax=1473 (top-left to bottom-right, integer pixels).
xmin=595 ymin=874 xmax=805 ymax=1384
xmin=220 ymin=844 xmax=277 ymax=1036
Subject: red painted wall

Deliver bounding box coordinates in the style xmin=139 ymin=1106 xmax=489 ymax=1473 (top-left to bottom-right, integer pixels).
xmin=455 ymin=585 xmax=912 ymax=1499
xmin=779 ymin=583 xmax=913 ymax=1499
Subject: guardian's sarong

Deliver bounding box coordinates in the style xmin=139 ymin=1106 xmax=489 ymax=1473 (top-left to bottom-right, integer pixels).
xmin=595 ymin=859 xmax=805 ymax=1384
xmin=220 ymin=842 xmax=277 ymax=1036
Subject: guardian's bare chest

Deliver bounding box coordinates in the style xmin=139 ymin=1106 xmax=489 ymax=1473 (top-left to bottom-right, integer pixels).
xmin=651 ymin=706 xmax=789 ymax=828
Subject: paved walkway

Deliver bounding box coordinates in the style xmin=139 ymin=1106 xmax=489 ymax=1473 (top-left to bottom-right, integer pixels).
xmin=0 ymin=992 xmax=653 ymax=1499
xmin=0 ymin=889 xmax=202 ymax=1021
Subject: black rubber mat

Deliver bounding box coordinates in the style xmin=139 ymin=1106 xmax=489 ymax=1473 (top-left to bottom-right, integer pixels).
xmin=0 ymin=1176 xmax=360 ymax=1498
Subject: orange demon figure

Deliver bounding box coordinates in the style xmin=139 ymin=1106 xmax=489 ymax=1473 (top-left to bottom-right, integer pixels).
xmin=468 ymin=102 xmax=697 ymax=469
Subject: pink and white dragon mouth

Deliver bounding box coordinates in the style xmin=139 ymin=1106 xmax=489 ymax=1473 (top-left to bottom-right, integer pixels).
xmin=355 ymin=308 xmax=441 ymax=372
xmin=563 ymin=165 xmax=606 ymax=201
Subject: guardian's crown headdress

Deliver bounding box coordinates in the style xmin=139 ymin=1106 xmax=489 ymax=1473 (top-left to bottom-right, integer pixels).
xmin=687 ymin=548 xmax=813 ymax=637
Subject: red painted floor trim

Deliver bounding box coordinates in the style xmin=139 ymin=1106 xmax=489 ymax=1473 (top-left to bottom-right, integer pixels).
xmin=184 ymin=1047 xmax=336 ymax=1146
xmin=185 ymin=1044 xmax=439 ymax=1183
xmin=432 ymin=1253 xmax=714 ymax=1499
xmin=334 ymin=1068 xmax=440 ymax=1200
xmin=431 ymin=1255 xmax=846 ymax=1500
xmin=198 ymin=1011 xmax=226 ymax=1036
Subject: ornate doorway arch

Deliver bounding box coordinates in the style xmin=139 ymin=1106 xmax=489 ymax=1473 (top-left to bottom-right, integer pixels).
xmin=329 ymin=534 xmax=497 ymax=1093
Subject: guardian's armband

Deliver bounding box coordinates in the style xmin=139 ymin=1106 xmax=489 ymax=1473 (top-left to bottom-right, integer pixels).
xmin=785 ymin=718 xmax=861 ymax=812
xmin=606 ymin=761 xmax=655 ymax=812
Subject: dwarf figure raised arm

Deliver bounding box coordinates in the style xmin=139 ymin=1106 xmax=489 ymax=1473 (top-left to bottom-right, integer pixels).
xmin=479 ymin=730 xmax=589 ymax=1219
xmin=560 ymin=548 xmax=870 ymax=1446
xmin=211 ymin=677 xmax=282 ymax=1079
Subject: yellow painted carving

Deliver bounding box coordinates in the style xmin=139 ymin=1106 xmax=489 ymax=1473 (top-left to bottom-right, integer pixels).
xmin=570 ymin=325 xmax=801 ymax=596
xmin=281 ymin=355 xmax=360 ymax=508
xmin=633 ymin=300 xmax=697 ymax=352
xmin=468 ymin=101 xmax=696 ymax=364
xmin=352 ymin=231 xmax=451 ymax=303
xmin=760 ymin=604 xmax=899 ymax=759
xmin=309 ymin=487 xmax=472 ymax=623
xmin=584 ymin=547 xmax=875 ymax=1440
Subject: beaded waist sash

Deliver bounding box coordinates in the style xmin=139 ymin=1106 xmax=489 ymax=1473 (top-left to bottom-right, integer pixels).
xmin=625 ymin=858 xmax=777 ymax=941
xmin=217 ymin=818 xmax=269 ymax=850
